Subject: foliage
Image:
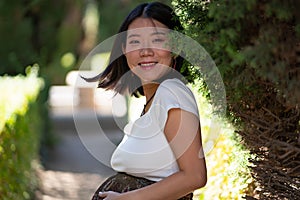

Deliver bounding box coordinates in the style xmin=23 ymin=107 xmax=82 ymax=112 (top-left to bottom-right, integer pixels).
xmin=173 ymin=0 xmax=299 ymax=110
xmin=173 ymin=0 xmax=300 ymax=199
xmin=190 ymin=82 xmax=254 ymax=200
xmin=0 ymin=66 xmax=44 ymax=200
xmin=197 ymin=129 xmax=254 ymax=200
xmin=0 ymin=0 xmax=173 ymax=84
xmin=97 ymin=0 xmax=172 ymax=42
xmin=0 ymin=0 xmax=84 ymax=84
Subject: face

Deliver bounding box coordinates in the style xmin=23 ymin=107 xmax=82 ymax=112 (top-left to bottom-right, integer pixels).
xmin=123 ymin=17 xmax=173 ymax=83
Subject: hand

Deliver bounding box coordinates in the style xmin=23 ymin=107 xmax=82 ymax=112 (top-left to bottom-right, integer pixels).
xmin=98 ymin=191 xmax=122 ymax=200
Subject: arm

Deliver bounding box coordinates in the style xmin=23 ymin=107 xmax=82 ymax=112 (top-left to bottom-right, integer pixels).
xmin=100 ymin=108 xmax=207 ymax=200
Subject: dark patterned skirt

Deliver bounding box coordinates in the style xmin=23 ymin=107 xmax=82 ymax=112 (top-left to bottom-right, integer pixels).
xmin=91 ymin=172 xmax=193 ymax=200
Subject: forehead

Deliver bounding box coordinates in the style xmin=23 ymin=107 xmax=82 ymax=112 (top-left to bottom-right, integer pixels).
xmin=127 ymin=18 xmax=169 ymax=36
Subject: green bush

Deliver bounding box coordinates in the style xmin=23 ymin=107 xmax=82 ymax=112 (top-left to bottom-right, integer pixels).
xmin=189 ymin=82 xmax=254 ymax=199
xmin=0 ymin=0 xmax=84 ymax=84
xmin=173 ymin=0 xmax=299 ymax=198
xmin=0 ymin=66 xmax=44 ymax=200
xmin=195 ymin=129 xmax=254 ymax=200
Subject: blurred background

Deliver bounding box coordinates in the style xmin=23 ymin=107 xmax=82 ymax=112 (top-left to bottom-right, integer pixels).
xmin=0 ymin=0 xmax=299 ymax=200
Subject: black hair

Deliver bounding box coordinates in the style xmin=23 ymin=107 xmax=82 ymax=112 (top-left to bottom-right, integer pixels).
xmin=86 ymin=2 xmax=185 ymax=97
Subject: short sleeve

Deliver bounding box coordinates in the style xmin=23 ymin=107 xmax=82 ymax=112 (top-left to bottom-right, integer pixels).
xmin=150 ymin=78 xmax=199 ymax=129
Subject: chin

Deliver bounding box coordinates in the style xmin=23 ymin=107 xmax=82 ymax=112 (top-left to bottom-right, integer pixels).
xmin=141 ymin=78 xmax=157 ymax=84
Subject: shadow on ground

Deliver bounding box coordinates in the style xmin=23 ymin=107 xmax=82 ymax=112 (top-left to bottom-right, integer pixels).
xmin=37 ymin=108 xmax=124 ymax=200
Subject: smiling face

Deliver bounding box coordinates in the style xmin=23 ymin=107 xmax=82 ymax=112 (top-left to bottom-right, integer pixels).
xmin=123 ymin=17 xmax=173 ymax=83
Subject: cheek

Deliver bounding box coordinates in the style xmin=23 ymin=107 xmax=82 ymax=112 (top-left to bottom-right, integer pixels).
xmin=159 ymin=50 xmax=172 ymax=64
xmin=125 ymin=52 xmax=138 ymax=68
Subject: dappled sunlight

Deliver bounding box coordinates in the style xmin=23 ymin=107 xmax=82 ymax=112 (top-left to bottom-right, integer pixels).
xmin=0 ymin=66 xmax=44 ymax=200
xmin=189 ymin=82 xmax=254 ymax=200
xmin=0 ymin=66 xmax=43 ymax=132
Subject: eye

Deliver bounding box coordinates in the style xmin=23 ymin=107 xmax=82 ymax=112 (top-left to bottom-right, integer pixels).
xmin=152 ymin=38 xmax=165 ymax=43
xmin=128 ymin=40 xmax=140 ymax=45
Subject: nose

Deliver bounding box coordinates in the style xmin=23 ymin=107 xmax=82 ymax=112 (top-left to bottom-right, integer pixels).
xmin=139 ymin=40 xmax=154 ymax=57
xmin=140 ymin=47 xmax=154 ymax=57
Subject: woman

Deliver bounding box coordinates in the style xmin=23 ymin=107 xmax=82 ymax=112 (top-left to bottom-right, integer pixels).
xmin=90 ymin=2 xmax=207 ymax=200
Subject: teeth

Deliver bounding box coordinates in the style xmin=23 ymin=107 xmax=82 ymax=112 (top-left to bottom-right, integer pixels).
xmin=140 ymin=62 xmax=156 ymax=67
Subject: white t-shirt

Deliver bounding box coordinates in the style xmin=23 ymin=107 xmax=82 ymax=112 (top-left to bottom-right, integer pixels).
xmin=111 ymin=78 xmax=199 ymax=182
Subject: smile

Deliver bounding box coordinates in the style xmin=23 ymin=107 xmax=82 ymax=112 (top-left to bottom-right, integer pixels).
xmin=138 ymin=62 xmax=158 ymax=68
xmin=138 ymin=62 xmax=158 ymax=70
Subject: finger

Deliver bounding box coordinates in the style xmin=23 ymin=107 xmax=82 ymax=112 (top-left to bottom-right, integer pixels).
xmin=98 ymin=191 xmax=107 ymax=197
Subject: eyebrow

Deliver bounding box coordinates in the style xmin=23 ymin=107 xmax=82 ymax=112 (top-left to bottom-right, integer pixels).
xmin=127 ymin=31 xmax=166 ymax=38
xmin=151 ymin=31 xmax=166 ymax=36
xmin=127 ymin=34 xmax=140 ymax=38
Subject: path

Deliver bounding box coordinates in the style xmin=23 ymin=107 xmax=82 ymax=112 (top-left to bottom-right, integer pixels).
xmin=37 ymin=108 xmax=124 ymax=200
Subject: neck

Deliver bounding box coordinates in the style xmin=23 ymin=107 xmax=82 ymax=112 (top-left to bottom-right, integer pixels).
xmin=143 ymin=83 xmax=159 ymax=100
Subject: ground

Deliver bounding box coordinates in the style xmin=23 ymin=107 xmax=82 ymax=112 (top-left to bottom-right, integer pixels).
xmin=36 ymin=107 xmax=123 ymax=200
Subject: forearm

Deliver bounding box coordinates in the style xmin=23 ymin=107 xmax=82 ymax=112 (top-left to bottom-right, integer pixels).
xmin=124 ymin=168 xmax=206 ymax=200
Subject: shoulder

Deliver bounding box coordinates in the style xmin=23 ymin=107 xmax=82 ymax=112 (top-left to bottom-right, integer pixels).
xmin=154 ymin=78 xmax=199 ymax=117
xmin=157 ymin=78 xmax=194 ymax=99
xmin=160 ymin=78 xmax=188 ymax=89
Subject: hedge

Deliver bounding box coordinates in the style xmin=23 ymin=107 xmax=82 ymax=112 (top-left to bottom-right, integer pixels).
xmin=188 ymin=82 xmax=254 ymax=199
xmin=0 ymin=66 xmax=44 ymax=200
xmin=173 ymin=0 xmax=300 ymax=198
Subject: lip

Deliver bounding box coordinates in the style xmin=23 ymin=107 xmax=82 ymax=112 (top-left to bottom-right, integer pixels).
xmin=138 ymin=61 xmax=158 ymax=69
